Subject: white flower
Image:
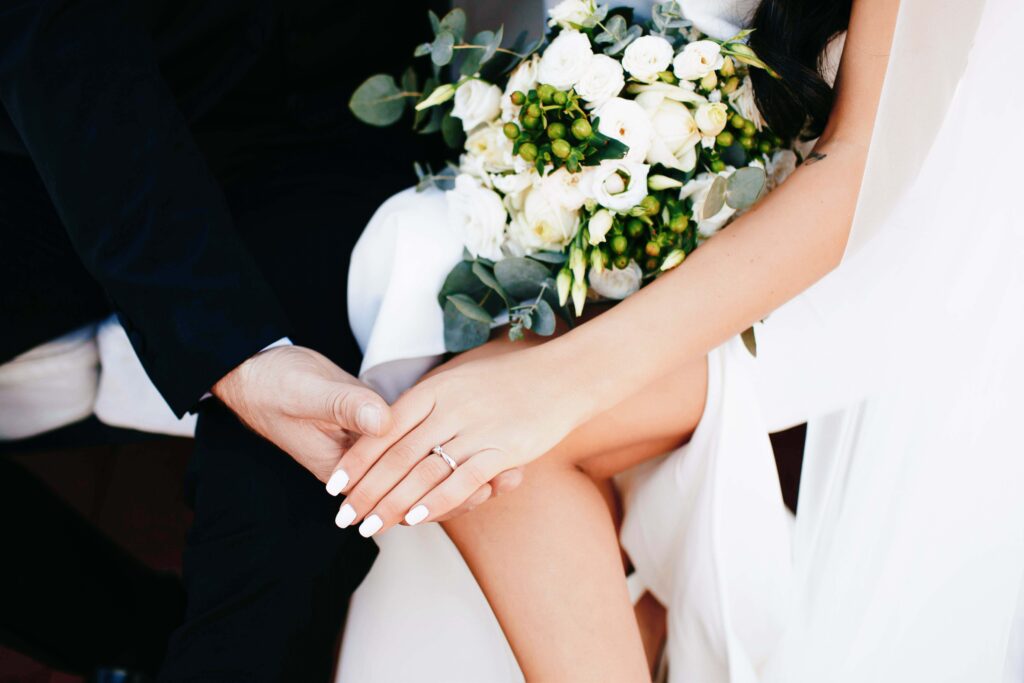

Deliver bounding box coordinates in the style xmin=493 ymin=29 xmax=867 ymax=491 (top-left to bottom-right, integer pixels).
xmin=648 ymin=174 xmax=683 ymax=190
xmin=673 ymin=40 xmax=725 ymax=81
xmin=462 ymin=123 xmax=515 ymax=176
xmin=622 ymin=35 xmax=674 ymax=84
xmin=447 ymin=174 xmax=508 ymax=260
xmin=588 ymin=209 xmax=614 ymax=245
xmin=547 ymin=0 xmax=608 ymax=30
xmin=507 ymin=171 xmax=581 ymax=253
xmin=726 ymin=76 xmax=766 ymax=131
xmin=502 ymin=55 xmax=540 ymax=121
xmin=538 ymin=30 xmax=593 ymax=90
xmin=635 ymin=91 xmax=700 ymax=172
xmin=575 ymin=54 xmax=625 ymax=109
xmin=452 ymin=79 xmax=502 ymax=132
xmin=765 ymin=149 xmax=798 ymax=190
xmin=589 ymin=260 xmax=642 ymax=299
xmin=679 ymin=170 xmax=737 ymax=236
xmin=586 ymin=160 xmax=650 ymax=212
xmin=695 ymin=102 xmax=729 ymax=142
xmin=594 ymin=97 xmax=652 ymax=162
xmin=660 ymin=249 xmax=686 ymax=271
xmin=571 ymin=278 xmax=587 ymax=316
xmin=626 ymin=80 xmax=707 ymax=105
xmin=491 ymin=169 xmax=534 ymax=198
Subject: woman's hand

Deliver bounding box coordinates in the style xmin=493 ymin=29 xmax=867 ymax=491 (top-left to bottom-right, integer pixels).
xmin=326 ymin=344 xmax=594 ymax=536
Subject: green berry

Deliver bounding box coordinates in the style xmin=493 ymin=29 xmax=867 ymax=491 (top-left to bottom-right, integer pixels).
xmin=551 ymin=139 xmax=572 ymax=159
xmin=730 ymin=114 xmax=746 ymax=130
xmin=552 ymin=90 xmax=568 ymax=106
xmin=640 ymin=195 xmax=661 ymax=217
xmin=510 ymin=91 xmax=526 ymax=106
xmin=739 ymin=136 xmax=755 ymax=151
xmin=645 ymin=258 xmax=659 ymax=272
xmin=743 ymin=121 xmax=757 ymax=138
xmin=716 ymin=131 xmax=735 ymax=147
xmin=670 ymin=213 xmax=690 ymax=233
xmin=759 ymin=140 xmax=773 ymax=154
xmin=526 ymin=103 xmax=542 ymax=119
xmin=613 ymin=254 xmax=630 ymax=270
xmin=537 ymin=84 xmax=555 ymax=104
xmin=645 ymin=241 xmax=661 ymax=258
xmin=522 ymin=115 xmax=540 ymax=130
xmin=571 ymin=118 xmax=593 ymax=140
xmin=710 ymin=159 xmax=727 ymax=172
xmin=626 ymin=218 xmax=645 ymax=239
xmin=519 ymin=142 xmax=539 ymax=162
xmin=547 ymin=122 xmax=567 ymax=140
xmin=503 ymin=122 xmax=521 ymax=140
xmin=610 ymin=234 xmax=629 ymax=255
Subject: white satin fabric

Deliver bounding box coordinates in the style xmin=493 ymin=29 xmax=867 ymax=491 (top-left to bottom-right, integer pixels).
xmin=339 ymin=0 xmax=1024 ymax=681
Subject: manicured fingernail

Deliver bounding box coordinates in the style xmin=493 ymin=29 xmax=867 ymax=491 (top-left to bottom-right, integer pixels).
xmin=356 ymin=404 xmax=381 ymax=434
xmin=359 ymin=514 xmax=383 ymax=537
xmin=326 ymin=470 xmax=349 ymax=496
xmin=335 ymin=503 xmax=356 ymax=529
xmin=405 ymin=505 xmax=429 ymax=526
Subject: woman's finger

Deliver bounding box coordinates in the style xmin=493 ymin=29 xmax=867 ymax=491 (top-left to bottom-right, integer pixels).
xmin=357 ymin=439 xmax=474 ymax=536
xmin=325 ymin=384 xmax=435 ymax=498
xmin=432 ymin=483 xmax=494 ymax=522
xmin=335 ymin=421 xmax=446 ymax=530
xmin=402 ymin=449 xmax=507 ymax=525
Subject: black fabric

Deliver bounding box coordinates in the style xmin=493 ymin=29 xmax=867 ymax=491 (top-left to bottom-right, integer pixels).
xmin=0 ymin=457 xmax=186 ymax=676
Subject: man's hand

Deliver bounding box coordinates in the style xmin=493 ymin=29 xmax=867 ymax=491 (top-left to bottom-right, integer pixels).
xmin=212 ymin=345 xmax=392 ymax=483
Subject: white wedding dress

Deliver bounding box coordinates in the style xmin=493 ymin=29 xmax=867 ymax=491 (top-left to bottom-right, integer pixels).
xmin=339 ymin=0 xmax=1024 ymax=681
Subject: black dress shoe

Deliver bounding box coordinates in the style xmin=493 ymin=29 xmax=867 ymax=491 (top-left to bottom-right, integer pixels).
xmin=88 ymin=667 xmax=154 ymax=683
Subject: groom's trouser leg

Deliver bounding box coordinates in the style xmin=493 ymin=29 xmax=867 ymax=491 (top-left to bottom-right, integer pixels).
xmin=158 ymin=143 xmax=403 ymax=682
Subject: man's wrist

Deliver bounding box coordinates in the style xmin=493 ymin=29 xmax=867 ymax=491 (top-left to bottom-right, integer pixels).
xmin=202 ymin=337 xmax=294 ymax=402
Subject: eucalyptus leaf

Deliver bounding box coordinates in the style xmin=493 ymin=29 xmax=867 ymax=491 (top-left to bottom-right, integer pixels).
xmin=472 ymin=261 xmax=511 ymax=307
xmin=348 ymin=74 xmax=406 ymax=126
xmin=494 ymin=257 xmax=550 ymax=300
xmin=414 ymin=42 xmax=432 ymax=58
xmin=725 ymin=166 xmax=767 ymax=210
xmin=419 ymin=105 xmax=444 ymax=135
xmin=460 ymin=45 xmax=484 ymax=76
xmin=531 ymin=299 xmax=556 ymax=336
xmin=413 ymin=77 xmax=439 ymax=129
xmin=431 ymin=31 xmax=455 ymax=66
xmin=483 ymin=26 xmax=504 ymax=63
xmin=437 ymin=260 xmax=488 ymax=308
xmin=441 ymin=111 xmax=465 ymax=149
xmin=702 ymin=175 xmax=728 ymax=220
xmin=446 ymin=294 xmax=493 ymax=324
xmin=594 ymin=14 xmax=627 ymax=44
xmin=428 ymin=10 xmax=441 ymax=35
xmin=444 ymin=301 xmax=490 ymax=352
xmin=528 ymin=251 xmax=568 ymax=265
xmin=439 ymin=8 xmax=467 ymax=42
xmin=401 ymin=67 xmax=418 ymax=95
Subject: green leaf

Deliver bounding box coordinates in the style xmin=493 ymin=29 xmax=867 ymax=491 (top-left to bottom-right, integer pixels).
xmin=413 ymin=77 xmax=439 ymax=130
xmin=348 ymin=74 xmax=407 ymax=126
xmin=446 ymin=293 xmax=493 ymax=324
xmin=432 ymin=32 xmax=455 ymax=66
xmin=702 ymin=175 xmax=728 ymax=220
xmin=494 ymin=257 xmax=551 ymax=300
xmin=414 ymin=42 xmax=432 ymax=58
xmin=444 ymin=301 xmax=491 ymax=352
xmin=419 ymin=105 xmax=445 ymax=135
xmin=428 ymin=10 xmax=442 ymax=35
xmin=441 ymin=111 xmax=465 ymax=149
xmin=725 ymin=166 xmax=767 ymax=210
xmin=439 ymin=8 xmax=467 ymax=42
xmin=483 ymin=26 xmax=504 ymax=63
xmin=531 ymin=299 xmax=556 ymax=336
xmin=528 ymin=251 xmax=568 ymax=265
xmin=401 ymin=67 xmax=418 ymax=95
xmin=437 ymin=261 xmax=488 ymax=308
xmin=472 ymin=261 xmax=512 ymax=307
xmin=741 ymin=326 xmax=757 ymax=357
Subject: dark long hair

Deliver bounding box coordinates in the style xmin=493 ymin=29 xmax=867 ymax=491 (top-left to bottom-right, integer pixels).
xmin=747 ymin=0 xmax=852 ymax=140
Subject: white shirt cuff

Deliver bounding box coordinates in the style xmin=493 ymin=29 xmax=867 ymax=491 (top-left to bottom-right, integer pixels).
xmin=200 ymin=337 xmax=294 ymax=402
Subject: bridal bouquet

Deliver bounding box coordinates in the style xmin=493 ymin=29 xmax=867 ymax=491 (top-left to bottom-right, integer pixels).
xmin=351 ymin=0 xmax=796 ymax=352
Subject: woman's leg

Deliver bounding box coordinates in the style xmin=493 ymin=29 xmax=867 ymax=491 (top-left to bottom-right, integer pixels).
xmin=435 ymin=335 xmax=707 ymax=682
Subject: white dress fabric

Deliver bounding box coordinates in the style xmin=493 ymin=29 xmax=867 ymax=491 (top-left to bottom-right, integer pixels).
xmin=340 ymin=0 xmax=1024 ymax=681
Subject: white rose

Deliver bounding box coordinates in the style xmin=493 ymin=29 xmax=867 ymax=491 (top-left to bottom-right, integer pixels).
xmin=726 ymin=76 xmax=766 ymax=131
xmin=447 ymin=174 xmax=508 ymax=260
xmin=589 ymin=260 xmax=642 ymax=299
xmin=491 ymin=169 xmax=534 ymax=199
xmin=626 ymin=80 xmax=707 ymax=105
xmin=547 ymin=0 xmax=608 ymax=30
xmin=679 ymin=170 xmax=737 ymax=236
xmin=695 ymin=102 xmax=729 ymax=143
xmin=635 ymin=91 xmax=700 ymax=172
xmin=462 ymin=123 xmax=515 ymax=176
xmin=673 ymin=40 xmax=725 ymax=81
xmin=575 ymin=54 xmax=625 ymax=109
xmin=507 ymin=172 xmax=581 ymax=253
xmin=588 ymin=209 xmax=614 ymax=245
xmin=452 ymin=79 xmax=502 ymax=132
xmin=595 ymin=97 xmax=652 ymax=163
xmin=502 ymin=55 xmax=540 ymax=121
xmin=538 ymin=30 xmax=593 ymax=90
xmin=622 ymin=35 xmax=674 ymax=84
xmin=586 ymin=160 xmax=650 ymax=212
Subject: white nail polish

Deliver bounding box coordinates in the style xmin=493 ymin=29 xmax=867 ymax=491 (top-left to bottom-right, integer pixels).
xmin=335 ymin=503 xmax=356 ymax=529
xmin=326 ymin=470 xmax=349 ymax=496
xmin=405 ymin=505 xmax=429 ymax=526
xmin=359 ymin=514 xmax=383 ymax=537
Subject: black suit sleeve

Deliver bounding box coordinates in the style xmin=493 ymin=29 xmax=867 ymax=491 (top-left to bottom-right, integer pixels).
xmin=0 ymin=0 xmax=292 ymax=416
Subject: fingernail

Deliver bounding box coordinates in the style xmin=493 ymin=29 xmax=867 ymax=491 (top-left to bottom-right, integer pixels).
xmin=335 ymin=503 xmax=356 ymax=529
xmin=359 ymin=514 xmax=383 ymax=537
xmin=356 ymin=404 xmax=382 ymax=435
xmin=326 ymin=470 xmax=349 ymax=496
xmin=405 ymin=505 xmax=429 ymax=526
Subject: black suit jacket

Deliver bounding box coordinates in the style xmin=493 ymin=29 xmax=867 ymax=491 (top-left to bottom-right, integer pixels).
xmin=0 ymin=0 xmax=443 ymax=416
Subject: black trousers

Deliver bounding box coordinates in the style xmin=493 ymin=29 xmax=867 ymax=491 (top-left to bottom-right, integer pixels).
xmin=0 ymin=139 xmax=400 ymax=680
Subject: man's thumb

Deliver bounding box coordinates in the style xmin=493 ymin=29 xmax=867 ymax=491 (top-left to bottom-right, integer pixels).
xmin=325 ymin=381 xmax=392 ymax=436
